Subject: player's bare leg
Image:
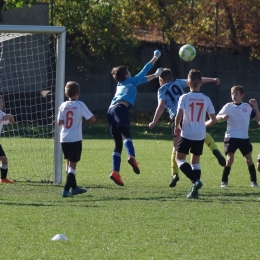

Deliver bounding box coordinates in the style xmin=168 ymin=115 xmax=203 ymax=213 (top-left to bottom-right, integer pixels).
xmin=0 ymin=156 xmax=14 ymax=184
xmin=169 ymin=136 xmax=180 ymax=187
xmin=244 ymin=153 xmax=258 ymax=187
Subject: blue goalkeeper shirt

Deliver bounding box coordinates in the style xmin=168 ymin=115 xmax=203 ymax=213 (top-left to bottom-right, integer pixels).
xmin=110 ymin=61 xmax=153 ymax=108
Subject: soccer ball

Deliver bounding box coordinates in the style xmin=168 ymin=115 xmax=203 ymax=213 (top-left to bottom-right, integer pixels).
xmin=179 ymin=44 xmax=196 ymax=62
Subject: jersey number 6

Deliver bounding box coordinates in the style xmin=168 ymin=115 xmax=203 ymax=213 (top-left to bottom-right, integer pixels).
xmin=65 ymin=110 xmax=73 ymax=129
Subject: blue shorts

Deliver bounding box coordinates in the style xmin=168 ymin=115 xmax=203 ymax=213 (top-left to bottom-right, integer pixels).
xmin=106 ymin=104 xmax=130 ymax=137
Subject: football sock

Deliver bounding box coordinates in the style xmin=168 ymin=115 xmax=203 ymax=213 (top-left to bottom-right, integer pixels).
xmin=171 ymin=152 xmax=179 ymax=175
xmin=179 ymin=162 xmax=196 ymax=182
xmin=68 ymin=167 xmax=75 ymax=174
xmin=205 ymin=132 xmax=217 ymax=152
xmin=112 ymin=152 xmax=121 ymax=172
xmin=192 ymin=164 xmax=201 ymax=180
xmin=64 ymin=172 xmax=75 ymax=191
xmin=248 ymin=164 xmax=257 ymax=182
xmin=221 ymin=166 xmax=231 ymax=182
xmin=0 ymin=164 xmax=8 ymax=179
xmin=71 ymin=174 xmax=77 ymax=189
xmin=124 ymin=138 xmax=135 ymax=157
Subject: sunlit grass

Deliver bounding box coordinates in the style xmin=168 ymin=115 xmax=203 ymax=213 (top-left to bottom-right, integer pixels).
xmin=1 ymin=115 xmax=260 ymax=259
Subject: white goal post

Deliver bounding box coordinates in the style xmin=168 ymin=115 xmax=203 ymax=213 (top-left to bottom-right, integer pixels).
xmin=0 ymin=25 xmax=66 ymax=184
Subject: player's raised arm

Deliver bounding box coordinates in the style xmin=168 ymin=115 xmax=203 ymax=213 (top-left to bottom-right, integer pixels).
xmin=146 ymin=68 xmax=163 ymax=82
xmin=150 ymin=50 xmax=161 ymax=65
xmin=202 ymin=77 xmax=220 ymax=85
xmin=249 ymin=99 xmax=260 ymax=121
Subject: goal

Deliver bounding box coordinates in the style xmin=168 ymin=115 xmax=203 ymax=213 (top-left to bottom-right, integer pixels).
xmin=0 ymin=25 xmax=66 ymax=184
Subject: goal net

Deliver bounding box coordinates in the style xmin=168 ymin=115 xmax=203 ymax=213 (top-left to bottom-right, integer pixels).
xmin=0 ymin=25 xmax=66 ymax=184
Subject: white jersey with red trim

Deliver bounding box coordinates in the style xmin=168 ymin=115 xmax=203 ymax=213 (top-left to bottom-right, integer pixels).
xmin=57 ymin=100 xmax=93 ymax=142
xmin=0 ymin=110 xmax=10 ymax=135
xmin=177 ymin=92 xmax=215 ymax=140
xmin=217 ymin=102 xmax=253 ymax=138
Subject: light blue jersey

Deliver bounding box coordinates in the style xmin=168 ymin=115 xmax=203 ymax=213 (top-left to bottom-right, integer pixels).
xmin=111 ymin=62 xmax=153 ymax=108
xmin=158 ymin=79 xmax=187 ymax=119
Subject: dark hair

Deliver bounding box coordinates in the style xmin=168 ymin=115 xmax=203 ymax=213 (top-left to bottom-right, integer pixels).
xmin=188 ymin=69 xmax=202 ymax=86
xmin=65 ymin=81 xmax=80 ymax=97
xmin=231 ymin=85 xmax=244 ymax=95
xmin=111 ymin=66 xmax=128 ymax=82
xmin=160 ymin=68 xmax=173 ymax=81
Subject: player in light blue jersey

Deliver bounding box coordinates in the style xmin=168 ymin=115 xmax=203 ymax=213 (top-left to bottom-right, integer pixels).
xmin=107 ymin=50 xmax=163 ymax=186
xmin=149 ymin=68 xmax=224 ymax=187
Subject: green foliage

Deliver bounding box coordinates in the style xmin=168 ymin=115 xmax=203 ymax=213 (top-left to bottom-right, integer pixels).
xmin=52 ymin=0 xmax=141 ymax=74
xmin=3 ymin=0 xmax=35 ymax=9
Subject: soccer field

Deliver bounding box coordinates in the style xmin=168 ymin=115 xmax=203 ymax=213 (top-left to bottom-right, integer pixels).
xmin=1 ymin=125 xmax=260 ymax=259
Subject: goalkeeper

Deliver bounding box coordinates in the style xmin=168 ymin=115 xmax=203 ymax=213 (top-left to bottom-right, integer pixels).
xmin=149 ymin=68 xmax=225 ymax=188
xmin=0 ymin=95 xmax=14 ymax=183
xmin=107 ymin=50 xmax=162 ymax=186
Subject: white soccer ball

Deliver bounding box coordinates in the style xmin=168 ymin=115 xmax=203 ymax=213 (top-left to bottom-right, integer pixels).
xmin=179 ymin=44 xmax=196 ymax=62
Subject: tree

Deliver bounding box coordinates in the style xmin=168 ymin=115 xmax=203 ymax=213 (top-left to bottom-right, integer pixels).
xmin=52 ymin=0 xmax=142 ymax=74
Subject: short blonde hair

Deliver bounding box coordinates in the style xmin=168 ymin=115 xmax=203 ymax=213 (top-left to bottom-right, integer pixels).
xmin=231 ymin=85 xmax=244 ymax=95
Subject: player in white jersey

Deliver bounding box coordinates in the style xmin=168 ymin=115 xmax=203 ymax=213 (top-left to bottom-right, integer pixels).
xmin=216 ymin=85 xmax=260 ymax=188
xmin=0 ymin=96 xmax=15 ymax=184
xmin=174 ymin=69 xmax=217 ymax=199
xmin=58 ymin=81 xmax=96 ymax=197
xmin=149 ymin=68 xmax=225 ymax=188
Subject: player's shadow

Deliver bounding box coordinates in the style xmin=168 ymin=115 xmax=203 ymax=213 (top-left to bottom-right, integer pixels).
xmin=197 ymin=190 xmax=260 ymax=203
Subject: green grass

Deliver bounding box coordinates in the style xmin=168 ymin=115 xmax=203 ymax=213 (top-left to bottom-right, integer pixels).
xmin=1 ymin=116 xmax=260 ymax=259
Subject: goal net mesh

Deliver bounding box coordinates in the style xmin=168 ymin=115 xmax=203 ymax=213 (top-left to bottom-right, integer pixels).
xmin=0 ymin=32 xmax=58 ymax=182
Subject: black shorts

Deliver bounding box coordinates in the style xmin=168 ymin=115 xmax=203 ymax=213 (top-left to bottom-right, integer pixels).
xmin=0 ymin=144 xmax=6 ymax=157
xmin=170 ymin=115 xmax=182 ymax=138
xmin=106 ymin=104 xmax=130 ymax=137
xmin=224 ymin=137 xmax=252 ymax=156
xmin=177 ymin=137 xmax=204 ymax=156
xmin=61 ymin=141 xmax=82 ymax=162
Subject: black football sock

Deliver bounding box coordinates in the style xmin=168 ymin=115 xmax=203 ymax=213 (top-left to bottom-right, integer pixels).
xmin=248 ymin=164 xmax=257 ymax=182
xmin=71 ymin=174 xmax=77 ymax=189
xmin=0 ymin=167 xmax=7 ymax=179
xmin=193 ymin=169 xmax=201 ymax=180
xmin=221 ymin=166 xmax=231 ymax=182
xmin=180 ymin=162 xmax=196 ymax=183
xmin=64 ymin=172 xmax=75 ymax=191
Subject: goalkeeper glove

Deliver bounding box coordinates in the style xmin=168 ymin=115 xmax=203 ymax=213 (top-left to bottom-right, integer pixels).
xmin=153 ymin=50 xmax=161 ymax=60
xmin=154 ymin=68 xmax=163 ymax=78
